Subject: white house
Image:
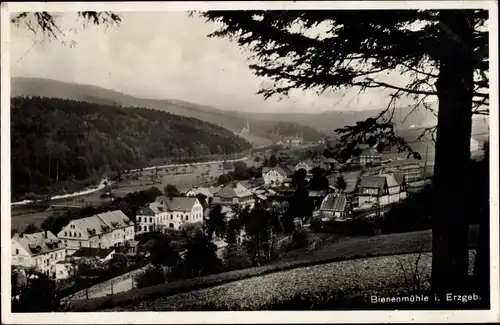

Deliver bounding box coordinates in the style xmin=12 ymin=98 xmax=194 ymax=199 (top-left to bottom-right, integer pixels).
xmin=136 ymin=196 xmax=204 ymax=233
xmin=319 ymin=193 xmax=352 ymax=221
xmin=57 ymin=210 xmax=135 ymax=255
xmin=295 ymin=160 xmax=314 ymax=173
xmin=12 ymin=231 xmax=66 ymax=279
xmin=358 ymin=174 xmax=407 ymax=208
xmin=262 ymin=164 xmax=293 ymax=187
xmin=212 ymin=182 xmax=256 ymax=209
xmin=55 ymin=260 xmax=74 ymax=281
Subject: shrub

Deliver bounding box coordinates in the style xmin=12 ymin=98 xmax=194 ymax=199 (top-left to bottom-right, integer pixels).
xmin=135 ymin=266 xmax=167 ymax=289
xmin=222 ymin=244 xmax=253 ymax=271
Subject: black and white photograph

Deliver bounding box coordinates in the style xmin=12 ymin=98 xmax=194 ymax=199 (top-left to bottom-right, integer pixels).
xmin=1 ymin=1 xmax=498 ymax=323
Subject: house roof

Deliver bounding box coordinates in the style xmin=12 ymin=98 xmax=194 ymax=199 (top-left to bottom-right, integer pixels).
xmin=13 ymin=231 xmax=62 ymax=256
xmin=222 ymin=162 xmax=233 ymax=169
xmin=154 ymin=196 xmax=198 ymax=212
xmin=296 ymin=160 xmax=314 ymax=168
xmin=313 ymin=155 xmax=328 ymax=162
xmin=97 ymin=210 xmax=134 ymax=230
xmin=263 ymin=164 xmax=293 ymax=178
xmin=359 ymin=173 xmax=405 ymax=192
xmin=320 ymin=193 xmax=348 ymax=212
xmin=185 ymin=187 xmax=214 ymax=198
xmin=65 ymin=210 xmax=133 ymax=237
xmin=72 ymin=247 xmax=115 ymax=259
xmin=384 ymin=159 xmax=420 ymax=168
xmin=359 ymin=176 xmax=387 ymax=191
xmin=215 ymin=182 xmax=254 ymax=199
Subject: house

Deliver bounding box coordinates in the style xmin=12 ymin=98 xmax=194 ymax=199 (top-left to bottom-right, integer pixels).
xmin=71 ymin=247 xmax=116 ymax=262
xmin=262 ymin=164 xmax=293 ymax=187
xmin=12 ymin=231 xmax=66 ymax=279
xmin=222 ymin=161 xmax=234 ymax=172
xmin=358 ymin=174 xmax=407 ymax=209
xmin=312 ymin=155 xmax=330 ymax=170
xmin=295 ymin=160 xmax=315 ymax=173
xmin=136 ymin=196 xmax=204 ymax=233
xmin=57 ymin=210 xmax=135 ymax=255
xmin=359 ymin=148 xmax=383 ymax=166
xmin=320 ymin=193 xmax=352 ymax=221
xmin=212 ymin=182 xmax=256 ymax=209
xmin=184 ymin=187 xmax=215 ymax=199
xmin=283 ymin=135 xmax=303 ymax=147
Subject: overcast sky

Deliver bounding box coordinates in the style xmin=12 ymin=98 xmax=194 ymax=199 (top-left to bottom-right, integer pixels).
xmin=10 ymin=11 xmax=421 ymax=113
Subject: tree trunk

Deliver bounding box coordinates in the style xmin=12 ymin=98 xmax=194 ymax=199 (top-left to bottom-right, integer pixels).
xmin=432 ymin=12 xmax=475 ymax=296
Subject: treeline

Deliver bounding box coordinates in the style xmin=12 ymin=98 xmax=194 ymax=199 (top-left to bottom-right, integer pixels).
xmin=260 ymin=121 xmax=326 ymax=142
xmin=10 ymin=96 xmax=252 ymax=200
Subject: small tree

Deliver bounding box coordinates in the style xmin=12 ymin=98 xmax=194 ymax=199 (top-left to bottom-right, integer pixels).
xmin=336 ymin=176 xmax=347 ymax=191
xmin=144 ymin=236 xmax=180 ymax=267
xmin=164 ymin=184 xmax=180 ymax=199
xmin=182 ymin=232 xmax=223 ymax=278
xmin=23 ymin=223 xmax=40 ymax=234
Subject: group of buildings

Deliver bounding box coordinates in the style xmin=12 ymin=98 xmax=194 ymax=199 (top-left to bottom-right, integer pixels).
xmin=12 ymin=210 xmax=136 ymax=281
xmin=10 ymin=149 xmax=421 ymax=282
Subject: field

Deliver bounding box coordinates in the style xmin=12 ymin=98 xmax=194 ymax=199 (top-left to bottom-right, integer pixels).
xmin=104 ymin=250 xmax=477 ymax=311
xmin=70 ymin=226 xmax=479 ymax=312
xmin=10 ymin=158 xmax=249 ymax=231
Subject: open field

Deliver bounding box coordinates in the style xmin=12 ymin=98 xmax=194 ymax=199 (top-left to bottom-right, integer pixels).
xmin=70 ymin=226 xmax=479 ymax=311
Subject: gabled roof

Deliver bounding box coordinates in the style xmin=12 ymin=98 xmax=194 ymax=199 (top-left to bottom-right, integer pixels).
xmin=215 ymin=182 xmax=254 ymax=198
xmin=359 ymin=176 xmax=387 ymax=191
xmin=384 ymin=159 xmax=420 ymax=168
xmin=65 ymin=215 xmax=110 ymax=237
xmin=263 ymin=164 xmax=293 ymax=178
xmin=313 ymin=155 xmax=328 ymax=162
xmin=13 ymin=231 xmax=62 ymax=256
xmin=155 ymin=196 xmax=198 ymax=212
xmin=359 ymin=173 xmax=405 ymax=192
xmin=320 ymin=193 xmax=348 ymax=212
xmin=296 ymin=160 xmax=314 ymax=167
xmin=97 ymin=210 xmax=133 ymax=230
xmin=72 ymin=247 xmax=115 ymax=259
xmin=184 ymin=187 xmax=214 ymax=198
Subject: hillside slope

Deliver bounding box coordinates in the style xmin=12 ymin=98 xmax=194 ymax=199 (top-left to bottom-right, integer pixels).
xmin=11 ymin=78 xmax=326 ymax=143
xmin=10 ymin=96 xmax=252 ymax=200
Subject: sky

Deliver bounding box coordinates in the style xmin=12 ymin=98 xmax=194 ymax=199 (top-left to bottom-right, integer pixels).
xmin=11 ymin=11 xmax=424 ymax=113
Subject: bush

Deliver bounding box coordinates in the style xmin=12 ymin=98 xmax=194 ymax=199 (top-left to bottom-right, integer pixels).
xmin=222 ymin=244 xmax=253 ymax=271
xmin=135 ymin=266 xmax=167 ymax=289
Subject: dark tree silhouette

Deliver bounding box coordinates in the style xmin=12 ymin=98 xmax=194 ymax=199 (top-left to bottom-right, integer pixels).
xmin=164 ymin=184 xmax=180 ymax=199
xmin=206 ymin=204 xmax=227 ymax=239
xmin=292 ymin=168 xmax=308 ymax=187
xmin=336 ymin=176 xmax=347 ymax=191
xmin=182 ymin=232 xmax=222 ymax=278
xmin=23 ymin=223 xmax=40 ymax=234
xmin=308 ymin=167 xmax=329 ymax=191
xmin=144 ymin=236 xmax=180 ymax=267
xmin=199 ymin=9 xmax=489 ymax=295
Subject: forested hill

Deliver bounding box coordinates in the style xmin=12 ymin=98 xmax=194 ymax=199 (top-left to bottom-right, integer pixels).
xmin=10 ymin=96 xmax=252 ymax=200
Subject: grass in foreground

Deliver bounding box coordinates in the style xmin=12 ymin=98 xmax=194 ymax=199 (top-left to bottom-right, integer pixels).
xmin=103 ymin=250 xmax=479 ymax=311
xmin=68 ymin=227 xmax=478 ymax=312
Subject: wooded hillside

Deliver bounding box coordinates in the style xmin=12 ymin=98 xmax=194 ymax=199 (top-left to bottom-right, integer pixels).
xmin=11 ymin=96 xmax=251 ymax=200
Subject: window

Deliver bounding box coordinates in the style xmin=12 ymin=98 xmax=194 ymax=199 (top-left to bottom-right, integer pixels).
xmin=15 ymin=249 xmax=19 ymax=255
xmin=180 ymin=215 xmax=183 ymax=221
xmin=138 ymin=225 xmax=141 ymax=231
xmin=169 ymin=223 xmax=174 ymax=228
xmin=64 ymin=232 xmax=67 ymax=236
xmin=149 ymin=217 xmax=153 ymax=223
xmin=137 ymin=216 xmax=141 ymax=223
xmin=79 ymin=233 xmax=81 ymax=237
xmin=170 ymin=215 xmax=173 ymax=220
xmin=186 ymin=215 xmax=189 ymax=221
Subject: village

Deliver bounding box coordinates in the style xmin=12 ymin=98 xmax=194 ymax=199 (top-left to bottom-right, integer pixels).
xmin=10 ymin=130 xmax=453 ymax=301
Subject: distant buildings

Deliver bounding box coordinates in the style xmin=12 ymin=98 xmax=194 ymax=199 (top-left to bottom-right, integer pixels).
xmin=283 ymin=135 xmax=303 ymax=147
xmin=71 ymin=247 xmax=116 ymax=262
xmin=11 ymin=231 xmax=66 ymax=279
xmin=380 ymin=159 xmax=422 ymax=182
xmin=183 ymin=186 xmax=216 ymax=199
xmin=359 ymin=148 xmax=383 ymax=166
xmin=57 ymin=210 xmax=135 ymax=255
xmin=262 ymin=164 xmax=293 ymax=187
xmin=136 ymin=196 xmax=204 ymax=233
xmin=358 ymin=174 xmax=407 ymax=209
xmin=212 ymin=182 xmax=256 ymax=209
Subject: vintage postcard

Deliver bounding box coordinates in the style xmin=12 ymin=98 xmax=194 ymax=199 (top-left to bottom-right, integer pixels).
xmin=1 ymin=1 xmax=499 ymax=324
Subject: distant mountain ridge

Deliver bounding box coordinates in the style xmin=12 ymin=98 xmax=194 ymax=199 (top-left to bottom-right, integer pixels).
xmin=11 ymin=77 xmax=437 ymax=140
